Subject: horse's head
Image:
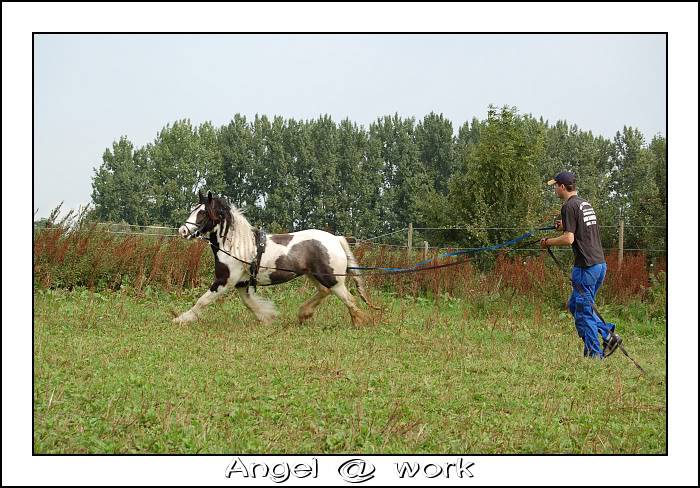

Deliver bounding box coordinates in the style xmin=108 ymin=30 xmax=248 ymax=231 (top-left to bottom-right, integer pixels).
xmin=178 ymin=190 xmax=230 ymax=239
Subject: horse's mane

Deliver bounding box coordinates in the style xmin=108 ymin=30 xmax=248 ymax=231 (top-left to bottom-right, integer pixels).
xmin=229 ymin=205 xmax=254 ymax=235
xmin=213 ymin=197 xmax=255 ymax=259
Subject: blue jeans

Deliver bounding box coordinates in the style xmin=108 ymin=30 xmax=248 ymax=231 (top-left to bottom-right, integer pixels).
xmin=567 ymin=263 xmax=615 ymax=358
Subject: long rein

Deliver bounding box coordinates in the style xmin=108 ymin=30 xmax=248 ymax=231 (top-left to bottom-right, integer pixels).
xmin=183 ymin=219 xmax=555 ymax=278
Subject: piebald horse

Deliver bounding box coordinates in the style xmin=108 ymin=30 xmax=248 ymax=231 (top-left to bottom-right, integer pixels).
xmin=174 ymin=191 xmax=378 ymax=326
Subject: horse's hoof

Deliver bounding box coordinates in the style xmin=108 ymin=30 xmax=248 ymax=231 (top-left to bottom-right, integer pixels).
xmin=258 ymin=310 xmax=279 ymax=325
xmin=173 ymin=311 xmax=196 ymax=324
xmin=351 ymin=310 xmax=370 ymax=327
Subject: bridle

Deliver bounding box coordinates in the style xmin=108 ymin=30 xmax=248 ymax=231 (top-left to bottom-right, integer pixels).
xmin=183 ymin=219 xmax=208 ymax=239
xmin=183 ymin=205 xmax=229 ymax=240
xmin=183 ymin=210 xmax=216 ymax=239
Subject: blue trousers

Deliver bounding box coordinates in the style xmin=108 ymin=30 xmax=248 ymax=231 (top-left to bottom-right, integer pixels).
xmin=567 ymin=263 xmax=615 ymax=358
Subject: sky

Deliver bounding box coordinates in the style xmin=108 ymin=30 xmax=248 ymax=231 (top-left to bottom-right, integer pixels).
xmin=33 ymin=33 xmax=666 ymax=219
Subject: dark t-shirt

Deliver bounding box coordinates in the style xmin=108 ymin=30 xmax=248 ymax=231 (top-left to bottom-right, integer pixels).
xmin=561 ymin=195 xmax=606 ymax=267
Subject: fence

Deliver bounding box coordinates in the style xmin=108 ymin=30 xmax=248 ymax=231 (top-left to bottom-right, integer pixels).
xmin=34 ymin=220 xmax=667 ymax=258
xmin=400 ymin=222 xmax=667 ymax=265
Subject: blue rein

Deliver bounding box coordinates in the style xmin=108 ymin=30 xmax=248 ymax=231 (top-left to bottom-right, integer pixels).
xmin=348 ymin=226 xmax=556 ymax=273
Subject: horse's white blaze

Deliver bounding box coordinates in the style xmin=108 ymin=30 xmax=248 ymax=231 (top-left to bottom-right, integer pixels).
xmin=178 ymin=204 xmax=206 ymax=238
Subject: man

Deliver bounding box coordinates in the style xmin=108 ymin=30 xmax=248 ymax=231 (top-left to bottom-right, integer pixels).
xmin=540 ymin=171 xmax=622 ymax=358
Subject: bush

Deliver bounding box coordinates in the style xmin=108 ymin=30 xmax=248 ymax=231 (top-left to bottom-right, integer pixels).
xmin=645 ymin=270 xmax=666 ymax=320
xmin=34 ymin=224 xmax=209 ymax=292
xmin=34 ymin=229 xmax=663 ymax=305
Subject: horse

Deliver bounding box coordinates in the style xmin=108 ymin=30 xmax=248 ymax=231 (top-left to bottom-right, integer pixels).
xmin=173 ymin=191 xmax=379 ymax=326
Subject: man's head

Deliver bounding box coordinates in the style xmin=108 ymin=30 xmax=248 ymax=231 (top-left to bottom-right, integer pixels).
xmin=547 ymin=171 xmax=577 ymax=199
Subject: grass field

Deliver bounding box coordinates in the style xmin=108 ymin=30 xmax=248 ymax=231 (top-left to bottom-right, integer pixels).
xmin=33 ymin=282 xmax=666 ymax=454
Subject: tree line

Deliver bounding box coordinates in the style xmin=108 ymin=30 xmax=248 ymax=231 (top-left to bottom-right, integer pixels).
xmin=89 ymin=106 xmax=666 ymax=251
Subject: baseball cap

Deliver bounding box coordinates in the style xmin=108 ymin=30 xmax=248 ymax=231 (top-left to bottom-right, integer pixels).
xmin=547 ymin=171 xmax=576 ymax=186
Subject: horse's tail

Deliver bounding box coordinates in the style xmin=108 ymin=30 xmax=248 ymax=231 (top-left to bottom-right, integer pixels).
xmin=337 ymin=236 xmax=381 ymax=310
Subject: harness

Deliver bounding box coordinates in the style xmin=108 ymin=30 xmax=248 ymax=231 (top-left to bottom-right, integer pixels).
xmin=185 ymin=216 xmax=267 ymax=291
xmin=248 ymin=227 xmax=267 ymax=293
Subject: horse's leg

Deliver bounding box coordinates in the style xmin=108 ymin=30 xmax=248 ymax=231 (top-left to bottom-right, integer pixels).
xmin=173 ymin=286 xmax=230 ymax=324
xmin=173 ymin=268 xmax=241 ymax=324
xmin=236 ymin=284 xmax=279 ymax=325
xmin=330 ymin=277 xmax=369 ymax=326
xmin=298 ymin=278 xmax=331 ymax=323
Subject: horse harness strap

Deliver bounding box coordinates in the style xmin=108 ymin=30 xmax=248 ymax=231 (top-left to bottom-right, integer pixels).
xmin=248 ymin=228 xmax=267 ymax=293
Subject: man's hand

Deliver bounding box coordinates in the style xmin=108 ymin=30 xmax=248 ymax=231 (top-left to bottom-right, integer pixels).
xmin=540 ymin=237 xmax=550 ymax=249
xmin=554 ymin=219 xmax=563 ymax=231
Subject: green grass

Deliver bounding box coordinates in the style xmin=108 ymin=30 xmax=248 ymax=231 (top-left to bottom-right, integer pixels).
xmin=33 ymin=283 xmax=666 ymax=454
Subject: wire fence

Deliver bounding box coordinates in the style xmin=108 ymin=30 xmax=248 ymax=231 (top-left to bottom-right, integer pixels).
xmin=414 ymin=225 xmax=667 ymax=230
xmin=34 ymin=222 xmax=667 ymax=252
xmin=356 ymin=226 xmax=666 ymax=253
xmin=357 ymin=244 xmax=668 ymax=253
xmin=94 ymin=231 xmax=181 ymax=238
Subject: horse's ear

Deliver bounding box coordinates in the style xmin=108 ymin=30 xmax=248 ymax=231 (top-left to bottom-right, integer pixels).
xmin=207 ymin=191 xmax=213 ymax=204
xmin=198 ymin=190 xmax=204 ymax=204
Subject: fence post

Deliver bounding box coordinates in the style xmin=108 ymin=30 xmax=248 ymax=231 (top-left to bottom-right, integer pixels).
xmin=423 ymin=241 xmax=429 ymax=260
xmin=407 ymin=222 xmax=413 ymax=257
xmin=617 ymin=218 xmax=624 ymax=271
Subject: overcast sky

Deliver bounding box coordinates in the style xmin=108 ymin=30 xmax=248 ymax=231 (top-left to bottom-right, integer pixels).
xmin=33 ymin=33 xmax=666 ymax=218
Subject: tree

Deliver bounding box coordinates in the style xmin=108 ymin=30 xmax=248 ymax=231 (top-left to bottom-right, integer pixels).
xmin=448 ymin=106 xmax=546 ymax=246
xmin=455 ymin=118 xmax=482 ymax=170
xmin=263 ymin=116 xmax=299 ymax=232
xmin=91 ymin=137 xmax=151 ymax=225
xmin=308 ymin=115 xmax=341 ymax=231
xmin=647 ymin=135 xmax=667 ymax=251
xmin=147 ymin=119 xmax=224 ymax=226
xmin=88 ymin=110 xmax=665 ymax=254
xmin=649 ymin=135 xmax=667 ymax=209
xmin=284 ymin=118 xmax=315 ymax=230
xmin=369 ymin=114 xmax=425 ymax=234
xmin=608 ymin=127 xmax=663 ymax=250
xmin=415 ymin=112 xmax=455 ymax=195
xmin=220 ymin=114 xmax=256 ymax=208
xmin=335 ymin=118 xmax=373 ymax=236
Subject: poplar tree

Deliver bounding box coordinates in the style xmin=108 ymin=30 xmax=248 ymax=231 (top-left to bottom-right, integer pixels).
xmin=415 ymin=112 xmax=455 ymax=195
xmin=91 ymin=137 xmax=151 ymax=225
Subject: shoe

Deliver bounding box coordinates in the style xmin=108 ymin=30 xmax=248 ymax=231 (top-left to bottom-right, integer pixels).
xmin=603 ymin=333 xmax=622 ymax=357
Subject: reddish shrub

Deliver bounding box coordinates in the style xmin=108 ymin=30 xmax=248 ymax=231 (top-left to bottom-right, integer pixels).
xmin=604 ymin=252 xmax=650 ymax=302
xmin=34 ymin=228 xmax=661 ymax=302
